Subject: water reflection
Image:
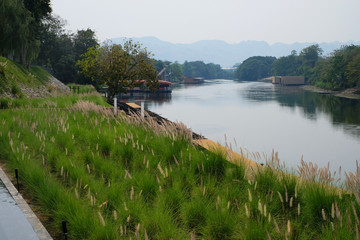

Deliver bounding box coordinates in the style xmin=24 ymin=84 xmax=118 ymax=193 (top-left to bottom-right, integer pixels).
xmin=145 ymin=80 xmax=360 ymax=172
xmin=117 ymin=92 xmax=172 ymax=107
xmin=241 ymin=83 xmax=360 ymax=139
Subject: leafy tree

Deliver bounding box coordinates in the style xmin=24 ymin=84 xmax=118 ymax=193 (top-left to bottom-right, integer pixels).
xmin=299 ymin=44 xmax=323 ymax=68
xmin=0 ymin=0 xmax=51 ymax=66
xmin=73 ymin=29 xmax=98 ymax=84
xmin=77 ymin=41 xmax=159 ymax=97
xmin=36 ymin=15 xmax=98 ymax=84
xmin=37 ymin=14 xmax=66 ymax=68
xmin=323 ymin=45 xmax=360 ymax=89
xmin=272 ymin=51 xmax=301 ymax=76
xmin=182 ymin=60 xmax=230 ymax=79
xmin=347 ymin=54 xmax=360 ymax=87
xmin=235 ymin=56 xmax=276 ymax=81
xmin=298 ymin=44 xmax=323 ymax=79
xmin=23 ymin=0 xmax=51 ymax=23
xmin=168 ymin=62 xmax=183 ymax=81
xmin=73 ymin=29 xmax=98 ymax=61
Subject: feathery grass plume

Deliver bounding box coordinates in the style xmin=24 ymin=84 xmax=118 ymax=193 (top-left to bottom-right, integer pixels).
xmin=124 ymin=202 xmax=128 ymax=211
xmin=335 ymin=200 xmax=343 ymax=227
xmin=297 ymin=159 xmax=340 ymax=185
xmin=258 ymin=200 xmax=263 ymax=215
xmin=157 ymin=162 xmax=166 ymax=178
xmin=268 ymin=213 xmax=271 ymax=223
xmin=217 ymin=196 xmax=221 ymax=209
xmin=331 ymin=203 xmax=335 ymax=219
xmin=277 ymin=191 xmax=284 ymax=203
xmin=267 ymin=231 xmax=272 ymax=240
xmin=352 ymin=201 xmax=359 ymax=224
xmin=264 ymin=204 xmax=267 ymax=217
xmin=298 ymin=203 xmax=301 ymax=216
xmin=273 ymin=219 xmax=280 ymax=233
xmin=99 ymin=201 xmax=108 ymax=209
xmin=289 ymin=197 xmax=293 ymax=208
xmin=347 ymin=210 xmax=352 ymax=232
xmin=322 ymin=209 xmax=327 ymax=221
xmin=356 ymin=224 xmax=359 ymax=240
xmin=135 ymin=223 xmax=140 ymax=240
xmin=124 ymin=169 xmax=132 ymax=179
xmin=287 ymin=220 xmax=291 ymax=234
xmin=98 ymin=211 xmax=106 ymax=226
xmin=245 ymin=204 xmax=250 ymax=218
xmin=284 ymin=185 xmax=288 ymax=202
xmin=248 ymin=188 xmax=253 ymax=202
xmin=74 ymin=188 xmax=79 ymax=199
xmin=130 ymin=186 xmax=134 ymax=200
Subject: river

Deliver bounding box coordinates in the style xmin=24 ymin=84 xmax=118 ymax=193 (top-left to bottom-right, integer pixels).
xmin=127 ymin=80 xmax=360 ymax=174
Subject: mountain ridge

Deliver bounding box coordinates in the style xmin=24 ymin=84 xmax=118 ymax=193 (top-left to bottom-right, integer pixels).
xmin=111 ymin=37 xmax=360 ymax=67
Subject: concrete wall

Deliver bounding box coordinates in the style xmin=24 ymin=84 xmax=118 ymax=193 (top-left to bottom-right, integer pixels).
xmin=271 ymin=76 xmax=281 ymax=84
xmin=280 ymin=76 xmax=305 ymax=85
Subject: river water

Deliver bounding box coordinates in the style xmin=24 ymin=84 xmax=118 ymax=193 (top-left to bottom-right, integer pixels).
xmin=129 ymin=80 xmax=360 ymax=174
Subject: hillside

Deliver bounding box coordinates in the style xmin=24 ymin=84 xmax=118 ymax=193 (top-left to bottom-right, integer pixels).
xmin=0 ymin=57 xmax=69 ymax=98
xmin=111 ymin=37 xmax=360 ymax=67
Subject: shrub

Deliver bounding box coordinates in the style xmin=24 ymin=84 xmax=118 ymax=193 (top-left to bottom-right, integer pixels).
xmin=0 ymin=98 xmax=9 ymax=109
xmin=11 ymin=83 xmax=22 ymax=97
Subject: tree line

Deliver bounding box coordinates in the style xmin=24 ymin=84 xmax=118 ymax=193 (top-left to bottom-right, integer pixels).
xmin=235 ymin=44 xmax=360 ymax=90
xmin=154 ymin=60 xmax=234 ymax=82
xmin=0 ymin=0 xmax=99 ymax=84
xmin=36 ymin=15 xmax=98 ymax=84
xmin=0 ymin=0 xmax=51 ymax=66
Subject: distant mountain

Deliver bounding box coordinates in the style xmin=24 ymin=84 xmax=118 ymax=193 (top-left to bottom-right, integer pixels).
xmin=111 ymin=37 xmax=360 ymax=67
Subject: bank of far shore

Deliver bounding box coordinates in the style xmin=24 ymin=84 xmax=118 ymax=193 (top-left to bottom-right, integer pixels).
xmin=301 ymin=85 xmax=360 ymax=100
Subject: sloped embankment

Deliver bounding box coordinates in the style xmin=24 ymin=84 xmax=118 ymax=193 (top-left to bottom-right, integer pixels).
xmin=0 ymin=57 xmax=69 ymax=98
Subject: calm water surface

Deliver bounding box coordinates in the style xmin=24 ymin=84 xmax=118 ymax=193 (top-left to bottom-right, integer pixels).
xmin=131 ymin=80 xmax=360 ymax=173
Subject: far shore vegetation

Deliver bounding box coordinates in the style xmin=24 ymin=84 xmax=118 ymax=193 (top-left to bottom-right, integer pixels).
xmin=235 ymin=44 xmax=360 ymax=91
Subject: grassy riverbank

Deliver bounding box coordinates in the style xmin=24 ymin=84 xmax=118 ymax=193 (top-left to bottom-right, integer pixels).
xmin=1 ymin=93 xmax=360 ymax=239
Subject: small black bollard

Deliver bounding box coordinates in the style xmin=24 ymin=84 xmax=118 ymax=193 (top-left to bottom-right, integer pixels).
xmin=62 ymin=220 xmax=68 ymax=240
xmin=15 ymin=168 xmax=19 ymax=192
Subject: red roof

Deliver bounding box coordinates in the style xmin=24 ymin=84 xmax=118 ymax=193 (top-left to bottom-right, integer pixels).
xmin=136 ymin=80 xmax=172 ymax=86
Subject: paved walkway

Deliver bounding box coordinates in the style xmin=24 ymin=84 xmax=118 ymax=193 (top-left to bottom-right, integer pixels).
xmin=0 ymin=167 xmax=52 ymax=240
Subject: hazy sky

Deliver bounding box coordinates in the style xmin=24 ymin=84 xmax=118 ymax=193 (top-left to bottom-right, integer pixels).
xmin=51 ymin=0 xmax=360 ymax=44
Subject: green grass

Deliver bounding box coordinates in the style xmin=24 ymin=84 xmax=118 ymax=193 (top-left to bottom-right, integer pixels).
xmin=0 ymin=57 xmax=52 ymax=96
xmin=0 ymin=95 xmax=359 ymax=239
xmin=68 ymin=84 xmax=97 ymax=94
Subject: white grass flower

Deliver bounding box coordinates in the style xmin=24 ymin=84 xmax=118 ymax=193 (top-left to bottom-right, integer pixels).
xmin=245 ymin=203 xmax=250 ymax=218
xmin=287 ymin=220 xmax=291 ymax=234
xmin=258 ymin=200 xmax=263 ymax=215
xmin=98 ymin=211 xmax=106 ymax=226
xmin=322 ymin=208 xmax=327 ymax=221
xmin=277 ymin=191 xmax=284 ymax=203
xmin=248 ymin=189 xmax=253 ymax=202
